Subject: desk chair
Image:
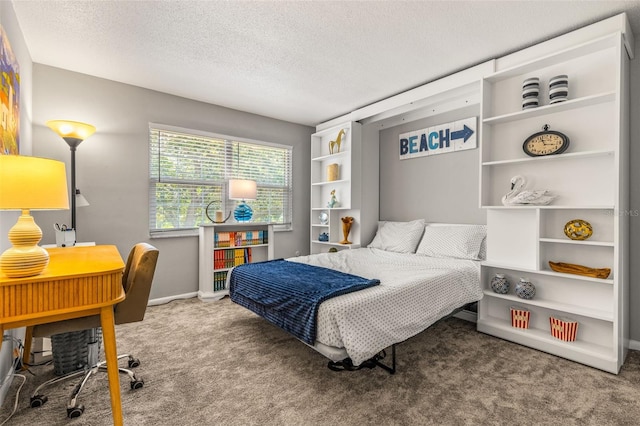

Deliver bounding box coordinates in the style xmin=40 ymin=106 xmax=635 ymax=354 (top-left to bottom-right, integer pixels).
xmin=22 ymin=243 xmax=159 ymax=418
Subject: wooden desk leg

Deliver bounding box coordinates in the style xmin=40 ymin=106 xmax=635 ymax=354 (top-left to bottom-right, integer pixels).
xmin=100 ymin=307 xmax=123 ymax=426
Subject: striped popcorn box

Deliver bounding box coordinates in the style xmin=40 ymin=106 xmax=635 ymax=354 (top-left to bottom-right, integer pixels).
xmin=510 ymin=306 xmax=530 ymax=329
xmin=549 ymin=316 xmax=578 ymax=341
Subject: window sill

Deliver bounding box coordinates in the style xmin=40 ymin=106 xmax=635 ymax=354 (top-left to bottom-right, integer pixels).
xmin=150 ymin=229 xmax=199 ymax=239
xmin=150 ymin=224 xmax=292 ymax=239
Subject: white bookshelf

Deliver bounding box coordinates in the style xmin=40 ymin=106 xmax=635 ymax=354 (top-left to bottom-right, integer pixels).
xmin=310 ymin=122 xmax=372 ymax=254
xmin=198 ymin=223 xmax=274 ymax=301
xmin=477 ymin=30 xmax=631 ymax=373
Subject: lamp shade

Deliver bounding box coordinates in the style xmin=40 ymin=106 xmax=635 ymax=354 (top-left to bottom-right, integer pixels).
xmin=0 ymin=155 xmax=69 ymax=278
xmin=229 ymin=179 xmax=257 ymax=201
xmin=76 ymin=189 xmax=90 ymax=207
xmin=46 ymin=120 xmax=96 ymax=143
xmin=0 ymin=155 xmax=70 ymax=210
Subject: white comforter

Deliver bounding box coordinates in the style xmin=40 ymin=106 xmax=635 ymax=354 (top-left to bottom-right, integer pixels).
xmin=288 ymin=248 xmax=482 ymax=365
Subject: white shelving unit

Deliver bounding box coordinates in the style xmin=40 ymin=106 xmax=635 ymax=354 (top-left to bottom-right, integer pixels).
xmin=310 ymin=122 xmax=364 ymax=254
xmin=198 ymin=223 xmax=274 ymax=301
xmin=477 ymin=30 xmax=632 ymax=373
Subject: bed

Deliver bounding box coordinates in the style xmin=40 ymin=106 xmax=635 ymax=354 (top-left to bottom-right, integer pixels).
xmin=229 ymin=221 xmax=485 ymax=372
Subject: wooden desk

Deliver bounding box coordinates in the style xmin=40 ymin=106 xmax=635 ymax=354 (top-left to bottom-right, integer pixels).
xmin=0 ymin=245 xmax=126 ymax=426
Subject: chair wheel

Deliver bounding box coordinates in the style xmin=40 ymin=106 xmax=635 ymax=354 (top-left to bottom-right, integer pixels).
xmin=128 ymin=357 xmax=140 ymax=368
xmin=30 ymin=395 xmax=48 ymax=408
xmin=130 ymin=378 xmax=144 ymax=390
xmin=67 ymin=405 xmax=85 ymax=418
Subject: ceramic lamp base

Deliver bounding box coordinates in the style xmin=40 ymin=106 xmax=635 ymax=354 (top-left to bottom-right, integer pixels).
xmin=233 ymin=202 xmax=253 ymax=222
xmin=0 ymin=211 xmax=49 ymax=278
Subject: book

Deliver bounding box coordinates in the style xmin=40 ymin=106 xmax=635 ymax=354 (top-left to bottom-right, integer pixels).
xmin=213 ymin=271 xmax=228 ymax=292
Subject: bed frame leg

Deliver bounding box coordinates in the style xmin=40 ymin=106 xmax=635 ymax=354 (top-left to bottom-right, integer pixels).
xmin=374 ymin=344 xmax=396 ymax=374
xmin=327 ymin=344 xmax=396 ymax=374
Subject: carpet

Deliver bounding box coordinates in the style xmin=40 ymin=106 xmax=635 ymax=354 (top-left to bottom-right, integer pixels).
xmin=2 ymin=297 xmax=640 ymax=425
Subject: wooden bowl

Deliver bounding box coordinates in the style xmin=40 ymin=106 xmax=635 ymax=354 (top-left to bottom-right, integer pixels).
xmin=549 ymin=261 xmax=610 ymax=279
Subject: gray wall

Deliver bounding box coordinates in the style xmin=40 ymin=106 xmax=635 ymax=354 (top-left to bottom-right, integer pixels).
xmin=31 ymin=64 xmax=312 ymax=301
xmin=378 ymin=104 xmax=485 ymax=225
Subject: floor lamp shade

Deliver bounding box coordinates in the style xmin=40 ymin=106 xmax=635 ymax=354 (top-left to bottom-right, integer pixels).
xmin=46 ymin=120 xmax=96 ymax=143
xmin=46 ymin=119 xmax=96 ymax=231
xmin=229 ymin=179 xmax=257 ymax=222
xmin=0 ymin=155 xmax=70 ymax=278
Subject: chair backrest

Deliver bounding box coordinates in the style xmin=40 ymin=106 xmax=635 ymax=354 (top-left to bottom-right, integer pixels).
xmin=114 ymin=242 xmax=159 ymax=325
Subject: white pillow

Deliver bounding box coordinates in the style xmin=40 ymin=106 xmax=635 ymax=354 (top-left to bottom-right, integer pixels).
xmin=416 ymin=225 xmax=486 ymax=260
xmin=368 ymin=219 xmax=425 ymax=253
xmin=478 ymin=236 xmax=487 ymax=260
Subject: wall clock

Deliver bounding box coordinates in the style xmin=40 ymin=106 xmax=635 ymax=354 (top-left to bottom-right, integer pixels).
xmin=522 ymin=124 xmax=570 ymax=157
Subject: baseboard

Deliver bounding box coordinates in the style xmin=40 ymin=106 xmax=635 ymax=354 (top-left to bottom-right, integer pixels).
xmin=0 ymin=331 xmax=21 ymax=407
xmin=148 ymin=292 xmax=198 ymax=306
xmin=629 ymin=338 xmax=640 ymax=351
xmin=0 ymin=360 xmax=13 ymax=408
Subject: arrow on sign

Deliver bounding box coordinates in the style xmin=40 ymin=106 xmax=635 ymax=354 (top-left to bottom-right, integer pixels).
xmin=451 ymin=125 xmax=474 ymax=143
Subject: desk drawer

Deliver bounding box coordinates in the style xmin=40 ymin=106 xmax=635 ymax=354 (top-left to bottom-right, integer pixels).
xmin=0 ymin=271 xmax=122 ymax=319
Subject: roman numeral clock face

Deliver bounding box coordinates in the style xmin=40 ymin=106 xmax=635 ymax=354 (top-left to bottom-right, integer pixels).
xmin=523 ymin=126 xmax=570 ymax=157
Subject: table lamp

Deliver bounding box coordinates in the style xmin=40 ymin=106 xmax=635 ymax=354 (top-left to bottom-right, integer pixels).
xmin=0 ymin=155 xmax=70 ymax=278
xmin=229 ymin=179 xmax=257 ymax=222
xmin=46 ymin=120 xmax=96 ymax=231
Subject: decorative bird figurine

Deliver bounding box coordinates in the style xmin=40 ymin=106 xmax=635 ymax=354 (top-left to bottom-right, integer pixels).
xmin=501 ymin=175 xmax=557 ymax=206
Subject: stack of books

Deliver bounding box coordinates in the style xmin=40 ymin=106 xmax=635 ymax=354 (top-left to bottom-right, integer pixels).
xmin=213 ymin=248 xmax=253 ymax=269
xmin=214 ymin=230 xmax=268 ymax=248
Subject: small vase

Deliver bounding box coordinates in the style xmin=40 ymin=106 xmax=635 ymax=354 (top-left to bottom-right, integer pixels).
xmin=490 ymin=273 xmax=509 ymax=294
xmin=515 ymin=278 xmax=536 ymax=300
xmin=340 ymin=216 xmax=353 ymax=244
xmin=327 ymin=163 xmax=339 ymax=181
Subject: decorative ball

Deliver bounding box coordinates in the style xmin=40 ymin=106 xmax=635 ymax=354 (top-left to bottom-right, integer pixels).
xmin=515 ymin=278 xmax=536 ymax=300
xmin=564 ymin=219 xmax=592 ymax=240
xmin=490 ymin=273 xmax=510 ymax=294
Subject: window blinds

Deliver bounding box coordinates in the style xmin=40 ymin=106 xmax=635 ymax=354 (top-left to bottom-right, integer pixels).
xmin=149 ymin=124 xmax=292 ymax=234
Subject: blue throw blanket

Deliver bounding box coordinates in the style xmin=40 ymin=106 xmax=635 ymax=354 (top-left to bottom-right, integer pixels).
xmin=229 ymin=259 xmax=380 ymax=345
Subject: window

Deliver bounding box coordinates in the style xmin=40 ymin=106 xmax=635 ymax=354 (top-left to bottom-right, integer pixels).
xmin=149 ymin=123 xmax=292 ymax=235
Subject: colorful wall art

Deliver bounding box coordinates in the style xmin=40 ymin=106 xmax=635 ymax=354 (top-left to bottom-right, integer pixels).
xmin=0 ymin=25 xmax=20 ymax=155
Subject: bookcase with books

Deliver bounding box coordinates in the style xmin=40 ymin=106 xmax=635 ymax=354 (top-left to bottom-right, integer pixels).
xmin=198 ymin=223 xmax=274 ymax=301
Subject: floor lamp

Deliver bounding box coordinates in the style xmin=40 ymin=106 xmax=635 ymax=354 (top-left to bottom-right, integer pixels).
xmin=46 ymin=120 xmax=96 ymax=231
xmin=46 ymin=121 xmax=99 ymax=377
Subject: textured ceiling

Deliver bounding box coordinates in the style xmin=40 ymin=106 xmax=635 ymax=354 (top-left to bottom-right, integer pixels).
xmin=11 ymin=0 xmax=640 ymax=126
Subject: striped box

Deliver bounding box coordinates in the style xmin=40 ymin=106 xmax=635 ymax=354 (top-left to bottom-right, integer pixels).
xmin=549 ymin=316 xmax=578 ymax=342
xmin=510 ymin=307 xmax=530 ymax=329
